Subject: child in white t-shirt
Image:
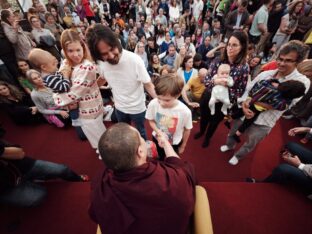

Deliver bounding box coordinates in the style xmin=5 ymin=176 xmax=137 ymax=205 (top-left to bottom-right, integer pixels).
xmin=146 ymin=74 xmax=193 ymax=160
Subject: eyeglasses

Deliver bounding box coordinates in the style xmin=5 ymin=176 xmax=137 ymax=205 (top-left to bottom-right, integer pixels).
xmin=31 ymin=20 xmax=39 ymax=23
xmin=227 ymin=43 xmax=240 ymax=49
xmin=276 ymin=57 xmax=297 ymax=64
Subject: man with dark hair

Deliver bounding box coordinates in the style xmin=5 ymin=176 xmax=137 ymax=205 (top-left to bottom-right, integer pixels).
xmin=89 ymin=123 xmax=196 ymax=234
xmin=86 ymin=24 xmax=156 ymax=140
xmin=221 ymin=41 xmax=311 ymax=165
xmin=145 ymin=36 xmax=159 ymax=60
xmin=196 ymin=36 xmax=213 ymax=62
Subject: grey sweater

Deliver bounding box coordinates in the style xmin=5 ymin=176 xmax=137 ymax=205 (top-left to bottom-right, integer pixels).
xmin=31 ymin=89 xmax=62 ymax=115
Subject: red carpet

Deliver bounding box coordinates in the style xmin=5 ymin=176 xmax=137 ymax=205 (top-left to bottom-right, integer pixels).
xmin=0 ymin=112 xmax=311 ymax=233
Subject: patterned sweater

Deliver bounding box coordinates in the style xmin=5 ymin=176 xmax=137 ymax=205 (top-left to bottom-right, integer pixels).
xmin=53 ymin=59 xmax=103 ymax=119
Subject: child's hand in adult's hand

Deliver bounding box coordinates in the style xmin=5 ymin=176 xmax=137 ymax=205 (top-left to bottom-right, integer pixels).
xmin=60 ymin=110 xmax=69 ymax=119
xmin=156 ymin=131 xmax=169 ymax=149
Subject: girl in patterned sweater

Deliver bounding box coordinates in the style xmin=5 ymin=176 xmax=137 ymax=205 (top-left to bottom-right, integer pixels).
xmin=53 ymin=29 xmax=106 ymax=152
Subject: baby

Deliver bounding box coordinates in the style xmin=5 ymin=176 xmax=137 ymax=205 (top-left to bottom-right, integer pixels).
xmin=209 ymin=64 xmax=234 ymax=115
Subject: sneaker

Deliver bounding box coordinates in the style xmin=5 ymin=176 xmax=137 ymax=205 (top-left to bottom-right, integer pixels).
xmin=220 ymin=145 xmax=233 ymax=152
xmin=80 ymin=175 xmax=90 ymax=182
xmin=245 ymin=177 xmax=256 ymax=183
xmin=228 ymin=156 xmax=239 ymax=165
xmin=98 ymin=155 xmax=102 ymax=160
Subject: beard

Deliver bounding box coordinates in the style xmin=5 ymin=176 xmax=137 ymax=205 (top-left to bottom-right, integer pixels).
xmin=107 ymin=55 xmax=120 ymax=65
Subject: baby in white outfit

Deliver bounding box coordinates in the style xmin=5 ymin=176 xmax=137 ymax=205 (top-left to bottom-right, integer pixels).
xmin=209 ymin=64 xmax=234 ymax=115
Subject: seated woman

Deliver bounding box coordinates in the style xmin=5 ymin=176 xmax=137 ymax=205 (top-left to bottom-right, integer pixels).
xmin=176 ymin=55 xmax=198 ymax=84
xmin=17 ymin=59 xmax=34 ymax=95
xmin=26 ymin=69 xmax=70 ymax=128
xmin=0 ymin=81 xmax=44 ymax=125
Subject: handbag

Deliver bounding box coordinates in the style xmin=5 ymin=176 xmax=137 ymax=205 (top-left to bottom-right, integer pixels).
xmin=39 ymin=35 xmax=56 ymax=47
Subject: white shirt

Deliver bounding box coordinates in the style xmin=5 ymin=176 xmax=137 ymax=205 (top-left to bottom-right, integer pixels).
xmin=249 ymin=5 xmax=269 ymax=37
xmin=97 ymin=50 xmax=151 ymax=114
xmin=146 ymin=99 xmax=193 ymax=145
xmin=192 ymin=0 xmax=204 ymax=19
xmin=240 ymin=69 xmax=310 ymax=128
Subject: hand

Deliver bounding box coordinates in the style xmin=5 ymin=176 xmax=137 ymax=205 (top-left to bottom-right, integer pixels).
xmin=60 ymin=66 xmax=72 ymax=79
xmin=178 ymin=145 xmax=185 ymax=154
xmin=218 ymin=42 xmax=226 ymax=49
xmin=60 ymin=110 xmax=69 ymax=119
xmin=188 ymin=102 xmax=200 ymax=108
xmin=156 ymin=131 xmax=170 ymax=149
xmin=30 ymin=106 xmax=38 ymax=115
xmin=242 ymin=100 xmax=255 ymax=119
xmin=97 ymin=76 xmax=107 ymax=87
xmin=214 ymin=78 xmax=227 ymax=86
xmin=12 ymin=20 xmax=19 ymax=29
xmin=288 ymin=127 xmax=311 ymax=136
xmin=282 ymin=154 xmax=301 ymax=167
xmin=68 ymin=102 xmax=78 ymax=110
xmin=31 ymin=40 xmax=37 ymax=47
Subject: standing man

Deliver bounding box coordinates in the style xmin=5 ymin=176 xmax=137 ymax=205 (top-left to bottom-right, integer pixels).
xmin=89 ymin=123 xmax=196 ymax=234
xmin=221 ymin=41 xmax=311 ymax=165
xmin=86 ymin=24 xmax=156 ymax=140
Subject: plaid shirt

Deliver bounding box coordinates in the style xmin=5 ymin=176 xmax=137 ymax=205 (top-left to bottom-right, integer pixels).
xmin=240 ymin=69 xmax=310 ymax=128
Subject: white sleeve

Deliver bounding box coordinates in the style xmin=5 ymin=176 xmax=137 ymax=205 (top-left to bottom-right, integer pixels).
xmin=145 ymin=99 xmax=156 ymax=120
xmin=184 ymin=107 xmax=193 ymax=130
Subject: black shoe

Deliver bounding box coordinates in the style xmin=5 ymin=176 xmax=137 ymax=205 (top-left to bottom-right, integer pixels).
xmin=201 ymin=139 xmax=210 ymax=148
xmin=246 ymin=177 xmax=257 ymax=183
xmin=230 ymin=134 xmax=241 ymax=143
xmin=194 ymin=132 xmax=203 ymax=139
xmin=224 ymin=121 xmax=231 ymax=129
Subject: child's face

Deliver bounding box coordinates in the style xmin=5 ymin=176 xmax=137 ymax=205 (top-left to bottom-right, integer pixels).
xmin=42 ymin=55 xmax=58 ymax=73
xmin=218 ymin=68 xmax=230 ymax=79
xmin=31 ymin=72 xmax=44 ymax=87
xmin=66 ymin=41 xmax=84 ymax=65
xmin=157 ymin=94 xmax=178 ymax=109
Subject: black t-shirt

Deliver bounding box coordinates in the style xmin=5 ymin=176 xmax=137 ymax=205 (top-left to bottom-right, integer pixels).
xmin=0 ymin=141 xmax=36 ymax=192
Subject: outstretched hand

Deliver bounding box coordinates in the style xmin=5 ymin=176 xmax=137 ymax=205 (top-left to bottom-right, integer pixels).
xmin=288 ymin=127 xmax=311 ymax=136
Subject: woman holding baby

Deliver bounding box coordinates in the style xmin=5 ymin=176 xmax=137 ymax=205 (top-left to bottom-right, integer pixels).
xmin=194 ymin=31 xmax=249 ymax=148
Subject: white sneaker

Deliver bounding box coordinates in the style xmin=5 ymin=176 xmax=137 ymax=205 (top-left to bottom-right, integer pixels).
xmin=229 ymin=156 xmax=239 ymax=165
xmin=98 ymin=155 xmax=102 ymax=160
xmin=220 ymin=145 xmax=232 ymax=152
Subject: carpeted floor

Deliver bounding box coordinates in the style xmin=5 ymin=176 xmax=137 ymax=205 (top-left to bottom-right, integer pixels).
xmin=0 ymin=112 xmax=311 ymax=234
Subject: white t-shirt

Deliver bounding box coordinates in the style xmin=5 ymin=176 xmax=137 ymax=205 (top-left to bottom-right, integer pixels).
xmin=146 ymin=99 xmax=193 ymax=145
xmin=97 ymin=50 xmax=151 ymax=114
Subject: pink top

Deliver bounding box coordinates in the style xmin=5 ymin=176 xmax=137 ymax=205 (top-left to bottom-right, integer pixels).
xmin=53 ymin=59 xmax=103 ymax=119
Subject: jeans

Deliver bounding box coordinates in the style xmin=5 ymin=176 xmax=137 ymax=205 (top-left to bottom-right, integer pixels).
xmin=264 ymin=142 xmax=312 ymax=195
xmin=0 ymin=160 xmax=82 ymax=207
xmin=69 ymin=109 xmax=87 ymax=140
xmin=115 ymin=109 xmax=147 ymax=140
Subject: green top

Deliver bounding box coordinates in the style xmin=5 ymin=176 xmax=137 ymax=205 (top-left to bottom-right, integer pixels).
xmin=18 ymin=76 xmax=34 ymax=91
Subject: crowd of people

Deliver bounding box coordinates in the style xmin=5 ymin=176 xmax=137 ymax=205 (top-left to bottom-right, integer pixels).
xmin=0 ymin=0 xmax=312 ymax=232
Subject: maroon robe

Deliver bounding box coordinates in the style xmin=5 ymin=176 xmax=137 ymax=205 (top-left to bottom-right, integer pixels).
xmin=89 ymin=157 xmax=196 ymax=234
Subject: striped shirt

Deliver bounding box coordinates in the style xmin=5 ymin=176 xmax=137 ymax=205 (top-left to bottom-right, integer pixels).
xmin=43 ymin=71 xmax=70 ymax=93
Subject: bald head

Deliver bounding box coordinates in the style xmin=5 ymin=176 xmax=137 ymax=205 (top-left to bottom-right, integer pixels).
xmin=198 ymin=68 xmax=208 ymax=82
xmin=28 ymin=48 xmax=57 ymax=72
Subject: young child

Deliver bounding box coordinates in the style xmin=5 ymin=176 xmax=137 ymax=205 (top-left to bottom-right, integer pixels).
xmin=28 ymin=48 xmax=85 ymax=139
xmin=52 ymin=29 xmax=106 ymax=154
xmin=145 ymin=73 xmax=193 ymax=160
xmin=209 ymin=64 xmax=234 ymax=115
xmin=231 ymin=79 xmax=306 ymax=143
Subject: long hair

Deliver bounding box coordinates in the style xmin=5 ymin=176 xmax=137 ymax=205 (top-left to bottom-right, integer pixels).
xmin=181 ymin=55 xmax=193 ymax=70
xmin=85 ymin=24 xmax=123 ymax=62
xmin=0 ymin=9 xmax=12 ymax=25
xmin=0 ymin=81 xmax=24 ymax=104
xmin=60 ymin=29 xmax=91 ymax=67
xmin=221 ymin=30 xmax=248 ymax=65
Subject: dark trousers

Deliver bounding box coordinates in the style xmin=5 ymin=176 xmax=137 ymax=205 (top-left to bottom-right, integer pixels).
xmin=68 ymin=109 xmax=87 ymax=140
xmin=264 ymin=142 xmax=312 ymax=195
xmin=152 ymin=136 xmax=181 ymax=161
xmin=0 ymin=160 xmax=82 ymax=207
xmin=199 ymin=89 xmax=225 ymax=141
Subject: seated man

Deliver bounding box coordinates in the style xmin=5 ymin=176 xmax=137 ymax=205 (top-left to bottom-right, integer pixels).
xmin=0 ymin=141 xmax=89 ymax=207
xmin=89 ymin=123 xmax=196 ymax=234
xmin=247 ymin=127 xmax=312 ymax=199
xmin=182 ymin=68 xmax=207 ymax=120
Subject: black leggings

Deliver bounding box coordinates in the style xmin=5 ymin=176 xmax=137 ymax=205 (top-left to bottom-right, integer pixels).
xmin=199 ymin=89 xmax=225 ymax=141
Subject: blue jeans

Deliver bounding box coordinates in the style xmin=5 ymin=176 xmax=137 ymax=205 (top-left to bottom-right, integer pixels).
xmin=264 ymin=142 xmax=312 ymax=194
xmin=115 ymin=109 xmax=147 ymax=140
xmin=69 ymin=109 xmax=87 ymax=140
xmin=0 ymin=160 xmax=82 ymax=207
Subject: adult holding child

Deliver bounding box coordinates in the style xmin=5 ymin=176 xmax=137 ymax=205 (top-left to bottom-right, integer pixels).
xmin=194 ymin=30 xmax=250 ymax=148
xmin=86 ymin=24 xmax=157 ymax=140
xmin=53 ymin=29 xmax=106 ymax=151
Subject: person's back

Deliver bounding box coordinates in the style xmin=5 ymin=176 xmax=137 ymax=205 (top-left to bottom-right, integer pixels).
xmin=89 ymin=123 xmax=196 ymax=234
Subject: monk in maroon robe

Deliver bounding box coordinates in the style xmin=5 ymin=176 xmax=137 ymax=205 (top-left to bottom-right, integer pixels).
xmin=89 ymin=123 xmax=196 ymax=234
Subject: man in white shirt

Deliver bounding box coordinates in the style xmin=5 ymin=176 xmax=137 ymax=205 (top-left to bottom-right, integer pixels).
xmin=86 ymin=24 xmax=156 ymax=140
xmin=220 ymin=41 xmax=311 ymax=165
xmin=192 ymin=0 xmax=203 ymax=21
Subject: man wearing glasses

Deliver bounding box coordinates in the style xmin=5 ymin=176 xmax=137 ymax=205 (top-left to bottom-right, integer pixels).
xmin=221 ymin=41 xmax=311 ymax=165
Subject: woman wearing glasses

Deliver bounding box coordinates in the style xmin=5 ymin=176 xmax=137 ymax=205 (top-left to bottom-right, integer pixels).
xmin=194 ymin=30 xmax=249 ymax=148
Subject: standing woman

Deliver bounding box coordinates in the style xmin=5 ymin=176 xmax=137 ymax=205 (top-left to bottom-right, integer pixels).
xmin=177 ymin=55 xmax=198 ymax=84
xmin=195 ymin=30 xmax=249 ymax=147
xmin=273 ymin=0 xmax=304 ymax=52
xmin=135 ymin=41 xmax=149 ymax=68
xmin=53 ymin=29 xmax=106 ymax=151
xmin=1 ymin=9 xmax=34 ymax=60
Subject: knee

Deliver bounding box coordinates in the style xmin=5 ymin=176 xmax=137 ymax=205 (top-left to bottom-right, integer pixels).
xmin=273 ymin=163 xmax=293 ymax=176
xmin=25 ymin=187 xmax=47 ymax=207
